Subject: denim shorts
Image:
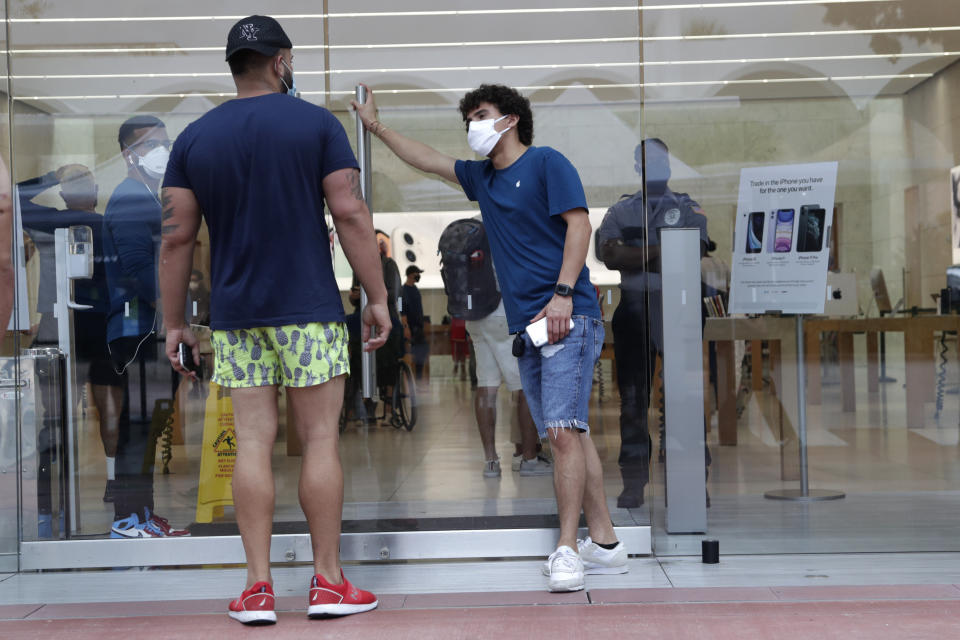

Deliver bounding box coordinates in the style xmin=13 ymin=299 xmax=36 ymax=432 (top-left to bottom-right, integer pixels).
xmin=517 ymin=315 xmax=604 ymax=438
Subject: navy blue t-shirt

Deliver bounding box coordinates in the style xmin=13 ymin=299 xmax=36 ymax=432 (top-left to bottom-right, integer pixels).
xmin=163 ymin=93 xmax=358 ymax=330
xmin=103 ymin=177 xmax=161 ymax=342
xmin=454 ymin=146 xmax=600 ymax=333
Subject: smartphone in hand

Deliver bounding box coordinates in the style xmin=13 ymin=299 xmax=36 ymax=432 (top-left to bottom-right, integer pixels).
xmin=178 ymin=342 xmax=201 ymax=377
xmin=525 ymin=317 xmax=575 ymax=347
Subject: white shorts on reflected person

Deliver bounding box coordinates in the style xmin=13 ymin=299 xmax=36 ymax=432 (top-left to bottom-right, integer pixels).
xmin=465 ymin=312 xmax=523 ymax=392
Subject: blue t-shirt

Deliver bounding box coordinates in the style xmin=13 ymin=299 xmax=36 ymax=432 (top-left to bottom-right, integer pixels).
xmin=163 ymin=93 xmax=358 ymax=330
xmin=103 ymin=177 xmax=161 ymax=342
xmin=454 ymin=146 xmax=600 ymax=333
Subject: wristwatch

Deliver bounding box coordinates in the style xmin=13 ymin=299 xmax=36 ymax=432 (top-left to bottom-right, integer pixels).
xmin=554 ymin=283 xmax=573 ymax=297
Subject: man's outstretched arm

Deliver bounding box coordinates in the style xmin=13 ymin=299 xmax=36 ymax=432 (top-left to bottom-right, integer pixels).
xmin=350 ymin=84 xmax=459 ymax=185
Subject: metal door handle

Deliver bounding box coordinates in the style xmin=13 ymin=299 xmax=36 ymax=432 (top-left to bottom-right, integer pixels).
xmin=0 ymin=378 xmax=27 ymax=389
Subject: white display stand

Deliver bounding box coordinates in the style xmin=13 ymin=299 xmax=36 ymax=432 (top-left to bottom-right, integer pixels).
xmin=728 ymin=162 xmax=845 ymax=502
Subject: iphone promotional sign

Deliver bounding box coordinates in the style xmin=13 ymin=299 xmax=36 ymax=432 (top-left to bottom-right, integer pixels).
xmin=729 ymin=162 xmax=838 ymax=314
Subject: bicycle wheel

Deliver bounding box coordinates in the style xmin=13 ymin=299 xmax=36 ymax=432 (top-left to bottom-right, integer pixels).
xmin=394 ymin=359 xmax=417 ymax=431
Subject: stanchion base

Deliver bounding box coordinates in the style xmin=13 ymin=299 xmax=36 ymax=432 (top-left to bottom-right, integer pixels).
xmin=764 ymin=489 xmax=846 ymax=502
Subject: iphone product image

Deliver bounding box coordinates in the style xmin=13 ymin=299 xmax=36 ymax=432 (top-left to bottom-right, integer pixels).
xmin=746 ymin=211 xmax=764 ymax=253
xmin=391 ymin=228 xmax=425 ymax=276
xmin=774 ymin=208 xmax=795 ymax=253
xmin=797 ymin=205 xmax=826 ymax=252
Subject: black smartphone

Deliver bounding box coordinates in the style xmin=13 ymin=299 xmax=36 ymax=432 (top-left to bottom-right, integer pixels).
xmin=746 ymin=212 xmax=764 ymax=253
xmin=797 ymin=205 xmax=826 ymax=252
xmin=178 ymin=342 xmax=200 ymax=376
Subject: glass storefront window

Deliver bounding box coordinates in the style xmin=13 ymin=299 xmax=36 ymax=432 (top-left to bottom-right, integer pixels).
xmin=4 ymin=1 xmax=960 ymax=569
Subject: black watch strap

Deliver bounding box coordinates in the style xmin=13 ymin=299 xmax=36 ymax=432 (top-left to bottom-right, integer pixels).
xmin=554 ymin=283 xmax=573 ymax=297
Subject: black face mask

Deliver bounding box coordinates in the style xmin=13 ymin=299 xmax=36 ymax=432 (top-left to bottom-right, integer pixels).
xmin=414 ymin=274 xmax=421 ymax=283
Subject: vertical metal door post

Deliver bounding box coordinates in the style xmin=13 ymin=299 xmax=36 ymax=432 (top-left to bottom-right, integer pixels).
xmin=355 ymin=85 xmax=377 ymax=400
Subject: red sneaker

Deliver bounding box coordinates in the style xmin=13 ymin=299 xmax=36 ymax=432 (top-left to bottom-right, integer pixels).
xmin=228 ymin=581 xmax=277 ymax=625
xmin=307 ymin=570 xmax=378 ymax=618
xmin=144 ymin=509 xmax=191 ymax=537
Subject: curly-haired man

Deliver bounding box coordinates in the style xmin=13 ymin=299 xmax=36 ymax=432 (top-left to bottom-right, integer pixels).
xmin=353 ymin=83 xmax=628 ymax=592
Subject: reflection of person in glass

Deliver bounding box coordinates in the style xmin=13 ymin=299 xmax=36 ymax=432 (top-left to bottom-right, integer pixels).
xmin=375 ymin=231 xmax=404 ymax=422
xmin=401 ymin=265 xmax=428 ymax=382
xmin=159 ymin=15 xmax=389 ymax=624
xmin=0 ymin=156 xmax=11 ymax=336
xmin=18 ymin=165 xmax=124 ymax=507
xmin=103 ymin=115 xmax=189 ymax=538
xmin=597 ymin=139 xmax=711 ymax=509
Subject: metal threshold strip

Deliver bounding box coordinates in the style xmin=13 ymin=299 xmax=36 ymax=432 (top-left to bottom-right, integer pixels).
xmin=20 ymin=526 xmax=651 ymax=570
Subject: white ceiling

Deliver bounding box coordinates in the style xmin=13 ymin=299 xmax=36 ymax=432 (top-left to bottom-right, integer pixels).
xmin=2 ymin=0 xmax=957 ymax=114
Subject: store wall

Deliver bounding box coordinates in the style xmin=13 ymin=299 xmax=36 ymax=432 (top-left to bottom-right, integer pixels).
xmin=903 ymin=60 xmax=960 ymax=304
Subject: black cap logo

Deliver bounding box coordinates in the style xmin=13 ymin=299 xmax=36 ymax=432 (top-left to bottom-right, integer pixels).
xmin=239 ymin=23 xmax=259 ymax=42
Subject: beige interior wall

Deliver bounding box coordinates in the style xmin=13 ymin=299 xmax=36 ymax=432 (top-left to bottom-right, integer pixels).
xmin=903 ymin=60 xmax=960 ymax=306
xmin=643 ymin=95 xmax=884 ymax=313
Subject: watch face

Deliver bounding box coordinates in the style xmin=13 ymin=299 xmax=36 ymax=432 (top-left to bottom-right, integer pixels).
xmin=556 ymin=284 xmax=572 ymax=296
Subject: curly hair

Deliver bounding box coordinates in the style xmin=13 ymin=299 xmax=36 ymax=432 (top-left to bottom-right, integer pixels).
xmin=458 ymin=84 xmax=533 ymax=146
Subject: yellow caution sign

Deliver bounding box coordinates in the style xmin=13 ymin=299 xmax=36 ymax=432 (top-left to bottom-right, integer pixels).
xmin=195 ymin=382 xmax=237 ymax=523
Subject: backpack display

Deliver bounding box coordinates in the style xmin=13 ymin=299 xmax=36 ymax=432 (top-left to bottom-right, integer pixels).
xmin=437 ymin=219 xmax=501 ymax=320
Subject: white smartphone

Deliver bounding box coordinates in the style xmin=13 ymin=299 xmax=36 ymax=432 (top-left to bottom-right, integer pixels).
xmin=525 ymin=317 xmax=575 ymax=347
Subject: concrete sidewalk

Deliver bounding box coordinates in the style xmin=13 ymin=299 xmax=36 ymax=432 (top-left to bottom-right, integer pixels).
xmin=3 ymin=554 xmax=960 ymax=638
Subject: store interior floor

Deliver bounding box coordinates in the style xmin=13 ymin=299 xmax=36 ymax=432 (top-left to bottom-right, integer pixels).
xmin=62 ymin=331 xmax=960 ymax=555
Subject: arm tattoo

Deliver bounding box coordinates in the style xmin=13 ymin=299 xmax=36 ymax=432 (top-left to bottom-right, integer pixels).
xmin=161 ymin=191 xmax=174 ymax=222
xmin=347 ymin=170 xmax=364 ymax=201
xmin=162 ymin=224 xmax=180 ymax=236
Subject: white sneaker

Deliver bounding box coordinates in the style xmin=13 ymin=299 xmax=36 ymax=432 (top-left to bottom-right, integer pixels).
xmin=518 ymin=455 xmax=553 ymax=477
xmin=482 ymin=458 xmax=501 ymax=478
xmin=546 ymin=545 xmax=584 ymax=592
xmin=578 ymin=537 xmax=628 ymax=574
xmin=542 ymin=537 xmax=628 ymax=576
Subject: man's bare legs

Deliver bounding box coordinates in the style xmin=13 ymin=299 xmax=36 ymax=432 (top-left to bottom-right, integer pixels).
xmin=288 ymin=375 xmax=346 ymax=585
xmin=579 ymin=432 xmax=617 ymax=544
xmin=231 ymin=385 xmax=279 ymax=589
xmin=91 ymin=383 xmax=122 ymax=459
xmin=548 ymin=428 xmax=617 ymax=550
xmin=549 ymin=427 xmax=586 ymax=550
xmin=516 ymin=391 xmax=539 ymax=460
xmin=475 ymin=386 xmax=498 ymax=461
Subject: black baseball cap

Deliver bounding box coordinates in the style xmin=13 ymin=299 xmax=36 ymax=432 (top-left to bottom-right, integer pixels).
xmin=406 ymin=266 xmax=424 ymax=276
xmin=225 ymin=15 xmax=293 ymax=61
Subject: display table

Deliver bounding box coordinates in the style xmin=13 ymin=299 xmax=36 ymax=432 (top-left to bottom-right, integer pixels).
xmin=704 ymin=317 xmax=797 ymax=436
xmin=803 ymin=315 xmax=960 ymax=428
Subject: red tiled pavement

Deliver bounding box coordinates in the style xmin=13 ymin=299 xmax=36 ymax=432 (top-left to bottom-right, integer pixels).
xmin=3 ymin=600 xmax=960 ymax=639
xmin=770 ymin=584 xmax=960 ymax=601
xmin=402 ymin=589 xmax=588 ymax=609
xmin=0 ymin=604 xmax=43 ymax=620
xmin=590 ymin=586 xmax=779 ymax=604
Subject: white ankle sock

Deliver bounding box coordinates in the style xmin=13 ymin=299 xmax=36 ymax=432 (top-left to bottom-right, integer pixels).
xmin=106 ymin=456 xmax=116 ymax=480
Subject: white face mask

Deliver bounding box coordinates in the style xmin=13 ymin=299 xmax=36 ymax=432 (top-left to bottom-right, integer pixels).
xmin=138 ymin=146 xmax=169 ymax=179
xmin=467 ymin=115 xmax=511 ymax=156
